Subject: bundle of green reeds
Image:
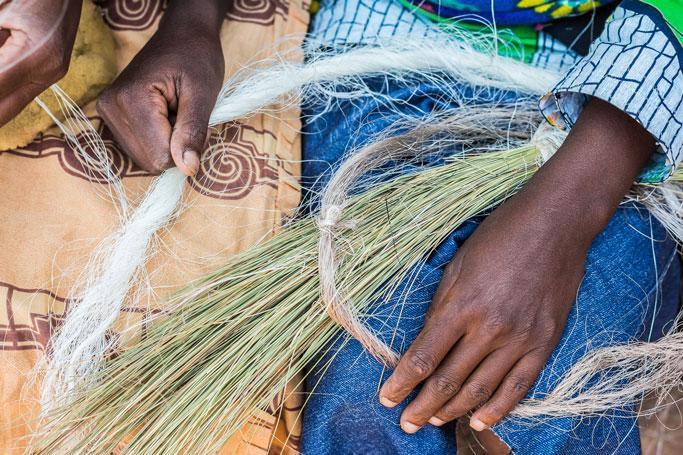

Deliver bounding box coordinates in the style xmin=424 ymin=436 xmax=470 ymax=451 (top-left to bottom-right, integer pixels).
xmin=33 ymin=110 xmax=542 ymax=453
xmin=34 ymin=110 xmax=683 ymax=453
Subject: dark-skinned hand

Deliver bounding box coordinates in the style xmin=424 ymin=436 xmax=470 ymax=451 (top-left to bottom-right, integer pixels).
xmin=379 ymin=99 xmax=656 ymax=440
xmin=96 ymin=0 xmax=227 ymax=176
xmin=0 ymin=0 xmax=82 ymax=126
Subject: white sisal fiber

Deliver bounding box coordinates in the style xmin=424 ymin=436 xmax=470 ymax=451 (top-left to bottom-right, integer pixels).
xmin=209 ymin=37 xmax=560 ymax=125
xmin=41 ymin=167 xmax=186 ymax=409
xmin=35 ymin=86 xmax=129 ymax=216
xmin=632 ymin=183 xmax=683 ymax=247
xmin=512 ymin=329 xmax=683 ymax=419
xmin=36 ymin=86 xmax=188 ymax=411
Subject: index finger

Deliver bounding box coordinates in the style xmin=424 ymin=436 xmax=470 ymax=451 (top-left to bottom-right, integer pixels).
xmin=379 ymin=318 xmax=463 ymax=408
xmin=98 ymin=90 xmax=174 ymax=174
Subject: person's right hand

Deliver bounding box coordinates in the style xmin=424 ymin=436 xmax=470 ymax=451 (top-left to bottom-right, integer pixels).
xmin=0 ymin=0 xmax=82 ymax=126
xmin=96 ymin=1 xmax=226 ymax=176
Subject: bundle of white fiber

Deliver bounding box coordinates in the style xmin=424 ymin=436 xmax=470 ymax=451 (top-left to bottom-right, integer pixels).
xmin=35 ymin=86 xmax=129 ymax=215
xmin=210 ymin=35 xmax=560 ymax=124
xmin=41 ymin=36 xmax=562 ymax=413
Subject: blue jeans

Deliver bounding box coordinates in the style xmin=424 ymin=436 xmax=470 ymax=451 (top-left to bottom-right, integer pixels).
xmin=300 ymin=77 xmax=681 ymax=454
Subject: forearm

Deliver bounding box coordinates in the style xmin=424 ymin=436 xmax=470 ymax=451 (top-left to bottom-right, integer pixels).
xmin=514 ymin=98 xmax=655 ymax=249
xmin=162 ymin=0 xmax=230 ymax=35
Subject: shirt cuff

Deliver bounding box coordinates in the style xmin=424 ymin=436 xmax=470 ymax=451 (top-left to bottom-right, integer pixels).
xmin=539 ymin=5 xmax=682 ymax=183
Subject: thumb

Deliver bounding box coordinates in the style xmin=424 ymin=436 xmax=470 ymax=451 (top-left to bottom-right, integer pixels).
xmin=170 ymin=85 xmax=213 ymax=177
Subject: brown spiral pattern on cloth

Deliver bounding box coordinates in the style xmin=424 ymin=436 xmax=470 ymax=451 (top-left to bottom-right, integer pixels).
xmin=94 ymin=0 xmax=167 ymax=31
xmin=190 ymin=124 xmax=279 ymax=200
xmin=0 ymin=281 xmax=153 ymax=352
xmin=226 ymin=0 xmax=288 ymax=25
xmin=2 ymin=122 xmax=279 ymax=198
xmin=59 ymin=129 xmax=147 ymax=182
xmin=3 ymin=125 xmax=149 ymax=183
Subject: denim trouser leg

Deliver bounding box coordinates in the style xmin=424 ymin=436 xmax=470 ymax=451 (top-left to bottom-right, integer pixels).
xmin=300 ymin=78 xmax=681 ymax=454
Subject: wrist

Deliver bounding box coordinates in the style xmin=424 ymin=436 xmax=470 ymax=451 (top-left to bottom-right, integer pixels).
xmin=522 ymin=98 xmax=655 ymax=243
xmin=503 ymin=179 xmax=599 ymax=253
xmin=162 ymin=0 xmax=228 ymax=37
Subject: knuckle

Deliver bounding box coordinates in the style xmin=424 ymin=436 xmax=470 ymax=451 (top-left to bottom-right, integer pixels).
xmin=482 ymin=313 xmax=511 ymax=336
xmin=405 ymin=350 xmax=438 ymax=378
xmin=96 ymin=94 xmax=113 ymax=117
xmin=436 ymin=409 xmax=457 ymax=422
xmin=539 ymin=318 xmax=561 ymax=338
xmin=437 ymin=402 xmax=463 ymax=421
xmin=115 ymin=85 xmax=139 ymax=106
xmin=431 ymin=375 xmax=461 ymax=397
xmin=508 ymin=374 xmax=533 ymax=394
xmin=512 ymin=317 xmax=535 ymax=336
xmin=97 ymin=88 xmax=125 ymax=116
xmin=465 ymin=382 xmax=492 ymax=403
xmin=483 ymin=404 xmax=506 ymax=422
xmin=179 ymin=124 xmax=207 ymax=147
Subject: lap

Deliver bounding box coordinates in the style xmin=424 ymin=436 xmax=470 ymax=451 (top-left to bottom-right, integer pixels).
xmin=302 ymin=206 xmax=679 ymax=454
xmin=300 ymin=77 xmax=681 ymax=454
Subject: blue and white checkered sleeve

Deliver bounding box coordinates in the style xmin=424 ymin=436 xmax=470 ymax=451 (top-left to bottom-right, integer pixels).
xmin=540 ymin=6 xmax=682 ymax=182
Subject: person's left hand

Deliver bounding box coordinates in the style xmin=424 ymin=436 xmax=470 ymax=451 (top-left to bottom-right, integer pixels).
xmin=377 ymin=98 xmax=657 ymax=434
xmin=377 ymin=184 xmax=586 ymax=433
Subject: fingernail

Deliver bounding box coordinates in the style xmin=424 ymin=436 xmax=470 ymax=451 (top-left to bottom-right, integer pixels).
xmin=428 ymin=416 xmax=445 ymax=427
xmin=182 ymin=150 xmax=200 ymax=175
xmin=469 ymin=417 xmax=488 ymax=432
xmin=401 ymin=421 xmax=421 ymax=434
xmin=379 ymin=396 xmax=397 ymax=408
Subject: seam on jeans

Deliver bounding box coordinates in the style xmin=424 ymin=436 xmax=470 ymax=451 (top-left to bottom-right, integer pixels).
xmin=638 ymin=246 xmax=679 ymax=304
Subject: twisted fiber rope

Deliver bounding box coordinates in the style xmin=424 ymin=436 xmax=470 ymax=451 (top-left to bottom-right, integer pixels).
xmin=316 ymin=138 xmax=425 ymax=367
xmin=209 ymin=37 xmax=560 ymax=124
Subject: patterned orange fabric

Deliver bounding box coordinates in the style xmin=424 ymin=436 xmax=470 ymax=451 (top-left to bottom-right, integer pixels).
xmin=0 ymin=1 xmax=308 ymax=453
